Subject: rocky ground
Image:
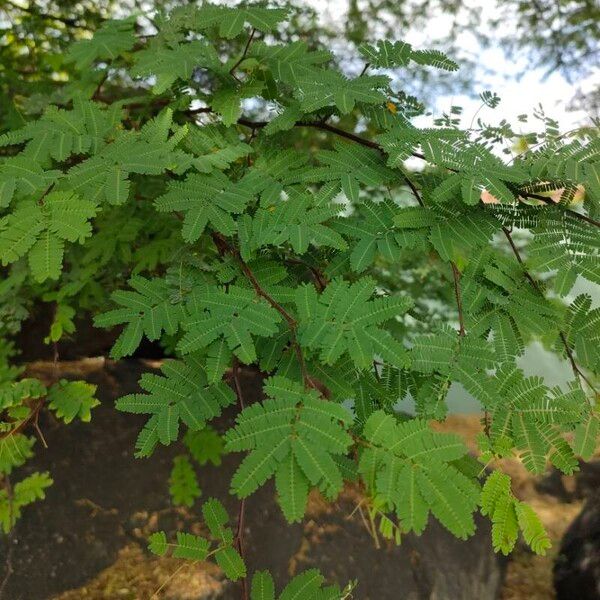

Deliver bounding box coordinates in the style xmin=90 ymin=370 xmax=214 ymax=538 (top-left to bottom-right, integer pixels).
xmin=0 ymin=358 xmax=595 ymax=599
xmin=434 ymin=416 xmax=586 ymax=600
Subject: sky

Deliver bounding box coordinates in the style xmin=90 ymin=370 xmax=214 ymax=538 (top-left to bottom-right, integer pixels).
xmin=305 ymin=0 xmax=598 ymax=133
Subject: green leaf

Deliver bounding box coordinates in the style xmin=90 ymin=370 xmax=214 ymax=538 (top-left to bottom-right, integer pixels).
xmin=215 ymin=546 xmax=246 ymax=580
xmin=117 ymin=356 xmax=236 ymax=454
xmin=0 ymin=435 xmax=35 ymax=475
xmin=173 ymin=532 xmax=211 ymax=560
xmin=95 ymin=276 xmax=187 ymax=359
xmin=515 ymin=502 xmax=551 ymax=555
xmin=29 ymin=231 xmax=63 ymax=282
xmin=573 ymin=414 xmax=599 ymax=460
xmin=67 ymin=17 xmax=136 ymax=69
xmin=225 ymin=377 xmax=352 ymax=519
xmin=169 ymin=456 xmax=201 ymax=507
xmin=47 ymin=380 xmax=99 ymax=424
xmin=184 ymin=428 xmax=225 ymax=466
xmin=202 ymin=497 xmax=233 ymax=544
xmin=280 ymin=569 xmax=327 ymax=600
xmin=360 ymin=411 xmax=478 ymax=537
xmin=13 ymin=471 xmax=52 ymax=507
xmin=251 ymin=571 xmax=275 ymax=600
xmin=178 ymin=286 xmax=281 ymax=364
xmin=148 ymin=531 xmax=168 ymax=556
xmin=275 ymin=453 xmax=309 ymax=523
xmin=296 ymin=277 xmax=412 ymax=370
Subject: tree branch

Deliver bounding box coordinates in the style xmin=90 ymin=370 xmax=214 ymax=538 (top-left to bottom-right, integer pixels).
xmin=502 ymin=227 xmax=598 ymax=395
xmin=232 ymin=117 xmax=599 ymax=229
xmin=229 ymin=28 xmax=256 ymax=77
xmin=211 ymin=233 xmax=314 ymax=391
xmin=451 ymin=262 xmax=466 ymax=337
xmin=231 ymin=357 xmax=249 ymax=600
xmin=0 ymin=398 xmax=45 ymax=441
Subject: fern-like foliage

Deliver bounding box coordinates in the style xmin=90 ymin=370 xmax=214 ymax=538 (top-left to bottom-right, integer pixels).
xmin=169 ymin=455 xmax=201 ymax=507
xmin=0 ymin=192 xmax=97 ymax=281
xmin=94 ymin=276 xmax=187 ymax=358
xmin=179 ymin=285 xmax=282 ymax=364
xmin=0 ymin=471 xmax=53 ymax=533
xmin=481 ymin=471 xmax=551 ymax=555
xmin=2 ymin=2 xmax=599 ymax=591
xmin=250 ymin=569 xmax=343 ymax=600
xmin=149 ymin=496 xmax=246 ymax=580
xmin=239 ymin=186 xmax=347 ymax=256
xmin=225 ymin=376 xmax=352 ymax=522
xmin=360 ymin=410 xmax=480 ymax=538
xmin=296 ymin=277 xmax=412 ymax=370
xmin=359 ymin=40 xmax=459 ymax=71
xmin=116 ymin=355 xmax=235 ymax=456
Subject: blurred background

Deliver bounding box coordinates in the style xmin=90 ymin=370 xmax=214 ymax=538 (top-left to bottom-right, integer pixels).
xmin=2 ymin=0 xmax=599 ymax=126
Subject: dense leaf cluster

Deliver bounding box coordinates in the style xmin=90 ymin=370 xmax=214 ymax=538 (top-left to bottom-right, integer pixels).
xmin=1 ymin=2 xmax=598 ymax=594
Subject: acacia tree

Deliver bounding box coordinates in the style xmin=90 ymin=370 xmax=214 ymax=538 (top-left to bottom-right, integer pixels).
xmin=0 ymin=3 xmax=599 ymax=597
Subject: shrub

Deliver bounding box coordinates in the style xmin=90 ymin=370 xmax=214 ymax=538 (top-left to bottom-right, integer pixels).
xmin=1 ymin=3 xmax=598 ymax=595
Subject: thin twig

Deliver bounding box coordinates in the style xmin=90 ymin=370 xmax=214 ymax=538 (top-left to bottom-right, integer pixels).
xmin=91 ymin=71 xmax=109 ymax=101
xmin=450 ymin=263 xmax=465 ymax=337
xmin=0 ymin=398 xmax=45 ymax=441
xmin=0 ymin=477 xmax=14 ymax=597
xmin=483 ymin=411 xmax=490 ymax=437
xmin=234 ymin=496 xmax=248 ymax=600
xmin=284 ymin=257 xmax=328 ymax=291
xmin=151 ymin=561 xmax=195 ymax=598
xmin=401 ymin=172 xmax=424 ymax=207
xmin=33 ymin=410 xmax=48 ymax=449
xmin=523 ymin=192 xmax=600 ymax=228
xmin=229 ymin=28 xmax=256 ymax=77
xmin=211 ymin=233 xmax=314 ymax=390
xmin=501 ymin=227 xmax=598 ymax=394
xmin=231 ymin=358 xmax=249 ymax=600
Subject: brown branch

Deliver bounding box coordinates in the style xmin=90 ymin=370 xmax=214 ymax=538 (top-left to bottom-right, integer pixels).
xmin=91 ymin=71 xmax=109 ymax=101
xmin=231 ymin=358 xmax=249 ymax=600
xmin=232 ymin=117 xmax=598 ymax=229
xmin=284 ymin=257 xmax=328 ymax=292
xmin=0 ymin=398 xmax=45 ymax=442
xmin=236 ymin=117 xmax=383 ymax=152
xmin=33 ymin=408 xmax=48 ymax=449
xmin=450 ymin=262 xmax=466 ymax=337
xmin=229 ymin=28 xmax=256 ymax=77
xmin=37 ymin=183 xmax=55 ymax=206
xmin=501 ymin=227 xmax=598 ymax=395
xmin=401 ymin=171 xmax=424 ymax=207
xmin=483 ymin=411 xmax=490 ymax=437
xmin=521 ymin=193 xmax=600 ymax=228
xmin=211 ymin=233 xmax=314 ymax=390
